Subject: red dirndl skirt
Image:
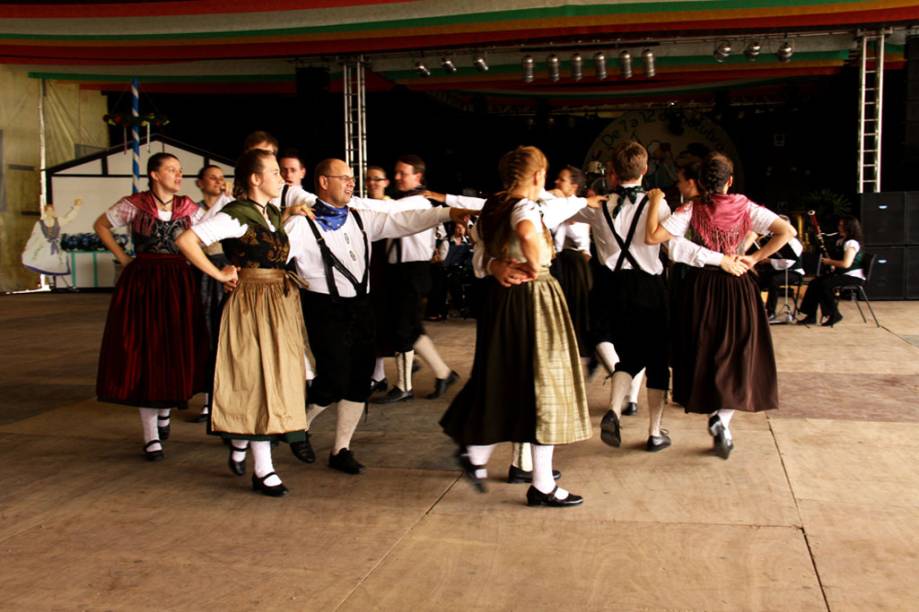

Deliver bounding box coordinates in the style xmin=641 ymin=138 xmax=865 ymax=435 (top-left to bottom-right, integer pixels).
xmin=96 ymin=253 xmax=209 ymax=407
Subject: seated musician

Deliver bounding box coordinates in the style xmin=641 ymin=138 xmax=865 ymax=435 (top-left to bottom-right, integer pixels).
xmin=798 ymin=216 xmax=865 ymax=327
xmin=751 ymin=215 xmax=805 ymax=321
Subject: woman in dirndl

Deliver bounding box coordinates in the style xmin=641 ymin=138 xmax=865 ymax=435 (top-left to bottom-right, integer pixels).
xmin=94 ymin=152 xmax=210 ymax=462
xmin=440 ymin=146 xmax=596 ymax=507
xmin=645 ymin=152 xmax=794 ymax=459
xmin=177 ymin=148 xmax=310 ymax=497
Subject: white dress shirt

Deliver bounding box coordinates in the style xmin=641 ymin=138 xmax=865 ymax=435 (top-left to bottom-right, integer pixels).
xmin=285 ymin=204 xmax=452 ymax=297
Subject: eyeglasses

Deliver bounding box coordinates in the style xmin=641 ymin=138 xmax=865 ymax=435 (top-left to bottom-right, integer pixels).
xmin=324 ymin=175 xmax=356 ymax=184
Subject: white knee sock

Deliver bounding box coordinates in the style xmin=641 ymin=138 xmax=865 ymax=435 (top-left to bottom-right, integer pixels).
xmin=595 ymin=342 xmax=619 ymax=377
xmin=413 ymin=334 xmax=451 ymax=379
xmin=609 ymin=371 xmax=632 ymax=418
xmin=372 ymin=357 xmax=386 ymax=382
xmin=629 ymin=369 xmax=645 ymax=403
xmin=304 ymin=351 xmax=316 ymax=382
xmin=716 ymin=409 xmax=735 ymax=440
xmin=511 ymin=442 xmax=533 ymax=471
xmin=647 ymin=388 xmax=665 ymax=437
xmin=466 ymin=444 xmax=496 ymax=479
xmin=139 ymin=408 xmax=160 ymax=451
xmin=251 ymin=440 xmax=281 ymax=486
xmin=201 ymin=394 xmax=210 ymax=415
xmin=231 ymin=439 xmax=249 ymax=462
xmin=334 ymin=400 xmax=364 ymax=454
xmin=395 ymin=350 xmax=414 ymax=392
xmin=306 ymin=403 xmax=330 ymax=428
xmin=531 ymin=444 xmax=568 ymax=498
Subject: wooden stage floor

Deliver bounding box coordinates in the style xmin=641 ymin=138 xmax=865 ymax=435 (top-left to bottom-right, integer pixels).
xmin=1 ymin=293 xmax=917 ymax=611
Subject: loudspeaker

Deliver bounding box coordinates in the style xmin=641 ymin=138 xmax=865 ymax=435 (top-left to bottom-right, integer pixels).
xmin=908 ymin=246 xmax=919 ymax=299
xmin=861 ymin=192 xmax=907 ymax=245
xmin=909 ymin=192 xmax=919 ymax=244
xmin=866 ymin=246 xmax=905 ymax=299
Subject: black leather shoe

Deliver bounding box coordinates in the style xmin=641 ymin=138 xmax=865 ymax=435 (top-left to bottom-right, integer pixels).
xmin=227 ymin=443 xmax=247 ymax=476
xmin=646 ymin=430 xmax=672 ymax=452
xmin=821 ymin=312 xmax=843 ymax=327
xmin=426 ymin=371 xmax=460 ymax=399
xmin=506 ymin=464 xmax=561 ymax=484
xmin=251 ymin=472 xmax=288 ymax=497
xmin=157 ymin=414 xmax=171 ymax=441
xmin=143 ymin=440 xmax=164 ymax=462
xmin=622 ymin=401 xmax=638 ymax=416
xmin=526 ymin=485 xmax=583 ymax=507
xmin=371 ymin=387 xmax=414 ymax=404
xmin=192 ymin=409 xmax=209 ymax=424
xmin=456 ymin=450 xmax=487 ymax=493
xmin=708 ymin=415 xmax=734 ymax=460
xmin=329 ymin=448 xmax=364 ymax=474
xmin=369 ymin=378 xmax=389 ymax=394
xmin=290 ymin=433 xmax=316 ymax=464
xmin=600 ymin=409 xmax=621 ymax=447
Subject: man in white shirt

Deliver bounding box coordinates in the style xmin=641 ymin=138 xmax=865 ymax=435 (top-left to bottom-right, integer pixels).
xmin=286 ymin=158 xmax=473 ymax=474
xmin=373 ymin=155 xmax=459 ymax=405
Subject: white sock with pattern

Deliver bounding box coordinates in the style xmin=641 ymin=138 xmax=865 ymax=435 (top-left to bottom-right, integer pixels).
xmin=511 ymin=442 xmax=533 ymax=471
xmin=647 ymin=388 xmax=665 ymax=437
xmin=395 ymin=351 xmax=414 ymax=392
xmin=334 ymin=400 xmax=364 ymax=454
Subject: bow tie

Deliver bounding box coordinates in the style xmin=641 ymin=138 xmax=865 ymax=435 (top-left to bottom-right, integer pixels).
xmin=615 ymin=185 xmax=644 ymax=204
xmin=313 ymin=199 xmax=349 ymax=231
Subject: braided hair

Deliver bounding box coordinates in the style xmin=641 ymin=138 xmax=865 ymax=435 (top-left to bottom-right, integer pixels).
xmin=233 ymin=148 xmax=275 ymax=200
xmin=480 ymin=145 xmax=551 ymax=259
xmin=697 ymin=152 xmax=733 ymax=204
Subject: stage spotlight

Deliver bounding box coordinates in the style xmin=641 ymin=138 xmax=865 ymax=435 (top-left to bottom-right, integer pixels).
xmin=777 ymin=40 xmax=793 ymax=62
xmin=522 ymin=55 xmax=535 ymax=83
xmin=571 ymin=53 xmax=583 ymax=81
xmin=473 ymin=54 xmax=489 ymax=72
xmin=713 ymin=41 xmax=732 ymax=63
xmin=441 ymin=57 xmax=457 ymax=73
xmin=642 ymin=49 xmax=656 ymax=78
xmin=744 ymin=41 xmax=761 ymax=62
xmin=547 ymin=54 xmax=560 ymax=82
xmin=594 ymin=51 xmax=608 ymax=80
xmin=415 ymin=60 xmax=431 ymax=77
xmin=619 ymin=49 xmax=632 ymax=79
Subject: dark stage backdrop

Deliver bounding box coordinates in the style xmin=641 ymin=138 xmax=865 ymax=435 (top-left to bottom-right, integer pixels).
xmin=107 ymin=69 xmax=912 ymax=211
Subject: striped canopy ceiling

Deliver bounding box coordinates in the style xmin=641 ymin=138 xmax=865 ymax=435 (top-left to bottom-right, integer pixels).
xmin=6 ymin=1 xmax=918 ymax=102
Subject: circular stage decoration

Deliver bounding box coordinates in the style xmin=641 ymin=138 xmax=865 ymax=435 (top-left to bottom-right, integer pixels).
xmin=583 ymin=109 xmax=742 ymax=196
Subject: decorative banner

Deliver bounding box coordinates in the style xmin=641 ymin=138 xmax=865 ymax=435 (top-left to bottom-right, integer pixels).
xmin=583 ymin=109 xmax=742 ymax=195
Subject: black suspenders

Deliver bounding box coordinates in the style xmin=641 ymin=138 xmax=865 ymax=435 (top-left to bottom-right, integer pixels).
xmin=600 ymin=194 xmax=649 ymax=273
xmin=280 ymin=184 xmax=290 ymax=212
xmin=304 ymin=210 xmax=370 ymax=300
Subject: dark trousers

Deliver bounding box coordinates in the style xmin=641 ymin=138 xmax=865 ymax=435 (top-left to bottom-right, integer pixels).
xmin=384 ymin=262 xmax=431 ymax=352
xmin=591 ymin=268 xmax=670 ymax=391
xmin=757 ymin=268 xmax=803 ymax=315
xmin=301 ymin=291 xmax=376 ymax=406
xmin=800 ymin=273 xmax=864 ymax=318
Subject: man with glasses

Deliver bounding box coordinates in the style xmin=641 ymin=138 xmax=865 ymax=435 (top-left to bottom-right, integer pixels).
xmin=372 ymin=155 xmax=459 ymax=406
xmin=285 ymin=158 xmax=474 ymax=474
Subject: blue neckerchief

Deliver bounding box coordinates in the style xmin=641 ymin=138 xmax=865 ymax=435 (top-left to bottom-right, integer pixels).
xmin=313 ymin=199 xmax=349 ymax=231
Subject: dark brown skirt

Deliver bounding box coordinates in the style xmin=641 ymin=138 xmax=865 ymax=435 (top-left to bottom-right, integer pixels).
xmin=550 ymin=249 xmax=592 ymax=357
xmin=672 ymin=267 xmax=778 ymax=413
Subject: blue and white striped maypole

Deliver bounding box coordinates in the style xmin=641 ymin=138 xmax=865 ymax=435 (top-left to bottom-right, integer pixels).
xmin=131 ymin=78 xmax=141 ymax=194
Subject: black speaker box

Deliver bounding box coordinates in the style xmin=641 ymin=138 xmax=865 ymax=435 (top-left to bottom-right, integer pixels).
xmin=908 ymin=246 xmax=919 ymax=299
xmin=909 ymin=192 xmax=919 ymax=245
xmin=866 ymin=246 xmax=905 ymax=299
xmin=861 ymin=192 xmax=907 ymax=246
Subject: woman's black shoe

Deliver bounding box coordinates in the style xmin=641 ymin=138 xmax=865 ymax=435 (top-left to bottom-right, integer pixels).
xmin=157 ymin=415 xmax=171 ymax=441
xmin=456 ymin=450 xmax=487 ymax=493
xmin=526 ymin=485 xmax=583 ymax=507
xmin=426 ymin=371 xmax=460 ymax=399
xmin=290 ymin=433 xmax=316 ymax=464
xmin=708 ymin=415 xmax=734 ymax=460
xmin=143 ymin=440 xmax=164 ymax=462
xmin=600 ymin=409 xmax=621 ymax=447
xmin=821 ymin=312 xmax=843 ymax=327
xmin=369 ymin=378 xmax=389 ymax=394
xmin=328 ymin=448 xmax=364 ymax=474
xmin=252 ymin=472 xmax=288 ymax=497
xmin=192 ymin=408 xmax=209 ymax=423
xmin=622 ymin=401 xmax=638 ymax=416
xmin=228 ymin=444 xmax=247 ymax=476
